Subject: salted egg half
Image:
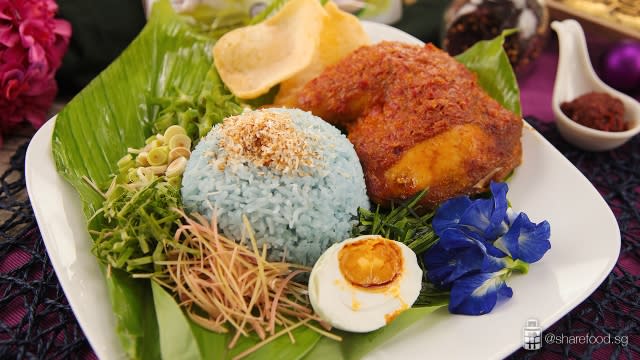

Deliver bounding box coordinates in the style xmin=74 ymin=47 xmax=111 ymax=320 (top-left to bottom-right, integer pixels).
xmin=308 ymin=235 xmax=422 ymax=333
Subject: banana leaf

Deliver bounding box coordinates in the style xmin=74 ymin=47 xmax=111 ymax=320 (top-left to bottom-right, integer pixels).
xmin=107 ymin=269 xmax=160 ymax=360
xmin=52 ymin=1 xmax=322 ymax=358
xmin=52 ymin=0 xmax=213 ymax=218
xmin=303 ymin=305 xmax=445 ymax=360
xmin=51 ymin=0 xmax=521 ymax=358
xmin=455 ymin=29 xmax=522 ymax=116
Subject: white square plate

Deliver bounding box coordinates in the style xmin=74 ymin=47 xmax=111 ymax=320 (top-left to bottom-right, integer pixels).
xmin=26 ymin=22 xmax=620 ymax=360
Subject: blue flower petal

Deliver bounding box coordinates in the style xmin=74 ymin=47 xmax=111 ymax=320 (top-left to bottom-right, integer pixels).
xmin=483 ymin=252 xmax=510 ymax=272
xmin=505 ymin=207 xmax=518 ymax=224
xmin=422 ymin=242 xmax=453 ymax=286
xmin=458 ymin=198 xmax=494 ymax=233
xmin=448 ymin=271 xmax=513 ymax=315
xmin=443 ymin=247 xmax=489 ymax=284
xmin=422 ymin=241 xmax=457 ymax=286
xmin=458 ymin=182 xmax=510 ymax=239
xmin=433 ymin=196 xmax=473 ymax=234
xmin=423 ymin=242 xmax=486 ymax=286
xmin=438 ymin=226 xmax=510 ymax=259
xmin=494 ymin=213 xmax=551 ymax=263
xmin=424 ymin=229 xmax=509 ymax=286
xmin=437 ymin=227 xmax=482 ymax=251
xmin=485 ymin=241 xmax=509 ymax=258
xmin=486 ymin=181 xmax=510 ymax=238
xmin=498 ymin=283 xmax=514 ymax=298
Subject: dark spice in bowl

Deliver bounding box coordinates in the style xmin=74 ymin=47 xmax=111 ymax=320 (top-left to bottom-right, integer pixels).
xmin=560 ymin=92 xmax=626 ymax=132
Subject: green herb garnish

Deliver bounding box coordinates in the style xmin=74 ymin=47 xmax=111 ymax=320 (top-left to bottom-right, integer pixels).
xmin=149 ymin=67 xmax=243 ymax=143
xmin=88 ymin=177 xmax=182 ymax=274
xmin=414 ymin=281 xmax=450 ymax=307
xmin=352 ymin=190 xmax=438 ymax=255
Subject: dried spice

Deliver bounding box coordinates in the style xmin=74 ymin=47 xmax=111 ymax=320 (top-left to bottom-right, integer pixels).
xmin=560 ymin=92 xmax=626 ymax=132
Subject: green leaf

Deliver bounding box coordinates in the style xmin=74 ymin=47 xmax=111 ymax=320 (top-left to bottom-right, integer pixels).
xmin=188 ymin=318 xmax=322 ymax=360
xmin=340 ymin=306 xmax=444 ymax=359
xmin=154 ymin=277 xmax=324 ymax=360
xmin=51 ymin=0 xmax=218 ymax=357
xmin=455 ymin=29 xmax=522 ymax=116
xmin=304 ymin=305 xmax=445 ymax=360
xmin=153 ymin=280 xmax=322 ymax=360
xmin=232 ymin=326 xmax=322 ymax=360
xmin=105 ymin=268 xmax=160 ymax=360
xmin=52 ymin=0 xmax=215 ymax=216
xmin=303 ymin=337 xmax=344 ymax=360
xmin=151 ymin=282 xmax=202 ymax=360
xmin=189 ymin=322 xmax=230 ymax=359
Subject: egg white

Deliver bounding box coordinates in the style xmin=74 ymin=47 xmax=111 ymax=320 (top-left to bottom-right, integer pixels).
xmin=308 ymin=235 xmax=422 ymax=333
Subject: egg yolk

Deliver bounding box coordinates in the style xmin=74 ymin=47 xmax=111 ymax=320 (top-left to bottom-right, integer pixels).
xmin=384 ymin=303 xmax=408 ymax=324
xmin=338 ymin=238 xmax=403 ymax=289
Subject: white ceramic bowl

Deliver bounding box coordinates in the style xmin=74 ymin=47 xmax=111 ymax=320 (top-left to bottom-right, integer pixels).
xmin=551 ymin=19 xmax=640 ymax=152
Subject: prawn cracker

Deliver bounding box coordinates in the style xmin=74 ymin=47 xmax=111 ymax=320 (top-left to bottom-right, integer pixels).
xmin=274 ymin=1 xmax=370 ymax=107
xmin=213 ymin=0 xmax=326 ymax=99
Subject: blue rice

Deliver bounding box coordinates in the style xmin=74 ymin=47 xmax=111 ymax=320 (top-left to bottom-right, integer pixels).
xmin=181 ymin=108 xmax=369 ymax=266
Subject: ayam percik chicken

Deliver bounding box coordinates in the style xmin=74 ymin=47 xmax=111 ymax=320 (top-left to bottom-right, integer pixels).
xmin=292 ymin=41 xmax=522 ymax=208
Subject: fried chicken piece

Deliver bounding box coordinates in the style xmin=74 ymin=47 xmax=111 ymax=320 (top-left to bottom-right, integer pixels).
xmin=296 ymin=41 xmax=522 ymax=207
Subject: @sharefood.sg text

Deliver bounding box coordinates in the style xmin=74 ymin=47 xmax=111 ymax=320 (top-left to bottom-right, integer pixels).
xmin=522 ymin=319 xmax=630 ymax=351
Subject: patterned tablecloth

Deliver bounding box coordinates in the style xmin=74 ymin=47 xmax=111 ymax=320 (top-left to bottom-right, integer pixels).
xmin=1 ymin=21 xmax=639 ymax=360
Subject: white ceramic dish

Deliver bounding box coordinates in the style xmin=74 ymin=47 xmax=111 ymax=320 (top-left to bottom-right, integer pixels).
xmin=551 ymin=19 xmax=640 ymax=152
xmin=26 ymin=22 xmax=620 ymax=360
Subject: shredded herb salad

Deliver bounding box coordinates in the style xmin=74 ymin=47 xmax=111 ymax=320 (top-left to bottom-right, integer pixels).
xmin=51 ymin=1 xmax=551 ymax=359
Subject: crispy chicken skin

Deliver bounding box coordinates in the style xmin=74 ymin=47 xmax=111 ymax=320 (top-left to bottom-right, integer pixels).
xmin=296 ymin=41 xmax=522 ymax=207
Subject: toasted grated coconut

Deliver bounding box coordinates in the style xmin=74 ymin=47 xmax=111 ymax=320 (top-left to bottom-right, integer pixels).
xmin=218 ymin=109 xmax=317 ymax=176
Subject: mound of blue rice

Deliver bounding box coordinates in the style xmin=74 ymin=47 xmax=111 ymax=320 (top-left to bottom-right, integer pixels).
xmin=181 ymin=108 xmax=369 ymax=266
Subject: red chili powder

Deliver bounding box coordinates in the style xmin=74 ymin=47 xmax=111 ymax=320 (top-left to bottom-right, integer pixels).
xmin=560 ymin=92 xmax=626 ymax=132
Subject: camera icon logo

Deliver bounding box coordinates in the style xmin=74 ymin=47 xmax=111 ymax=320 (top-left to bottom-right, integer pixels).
xmin=523 ymin=319 xmax=542 ymax=350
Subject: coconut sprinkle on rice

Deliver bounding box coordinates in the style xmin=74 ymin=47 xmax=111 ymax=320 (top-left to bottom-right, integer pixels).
xmin=218 ymin=109 xmax=318 ymax=176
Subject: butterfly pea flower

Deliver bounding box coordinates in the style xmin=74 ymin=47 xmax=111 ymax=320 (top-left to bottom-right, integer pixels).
xmin=423 ymin=228 xmax=508 ymax=287
xmin=494 ymin=212 xmax=551 ymax=263
xmin=432 ymin=182 xmax=510 ymax=239
xmin=423 ymin=182 xmax=551 ymax=315
xmin=449 ymin=269 xmax=513 ymax=315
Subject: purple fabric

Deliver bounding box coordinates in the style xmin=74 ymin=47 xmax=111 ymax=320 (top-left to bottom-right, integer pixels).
xmin=519 ymin=35 xmax=640 ymax=122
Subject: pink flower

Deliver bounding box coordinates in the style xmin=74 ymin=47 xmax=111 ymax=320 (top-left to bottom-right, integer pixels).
xmin=0 ymin=0 xmax=71 ymax=141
